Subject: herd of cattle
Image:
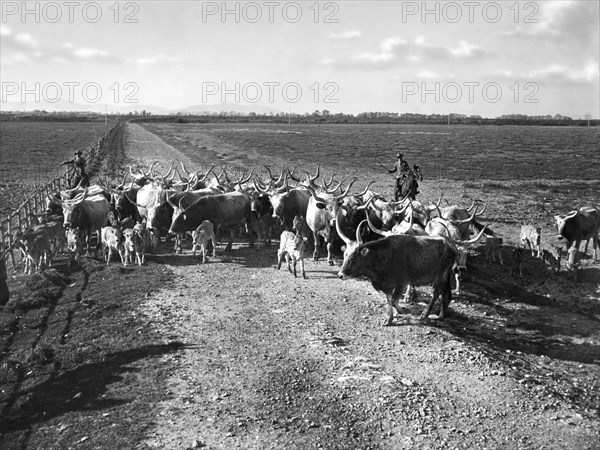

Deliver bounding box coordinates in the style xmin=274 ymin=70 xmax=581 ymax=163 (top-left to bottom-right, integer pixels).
xmin=1 ymin=160 xmax=599 ymax=323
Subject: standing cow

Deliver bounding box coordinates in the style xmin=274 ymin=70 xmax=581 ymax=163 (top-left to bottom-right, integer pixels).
xmin=48 ymin=189 xmax=110 ymax=255
xmin=555 ymin=206 xmax=600 ymax=270
xmin=338 ymin=234 xmax=458 ymax=325
xmin=169 ymin=191 xmax=255 ymax=250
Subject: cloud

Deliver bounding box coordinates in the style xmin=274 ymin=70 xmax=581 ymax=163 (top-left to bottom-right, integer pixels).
xmin=527 ymin=63 xmax=599 ymax=84
xmin=501 ymin=1 xmax=598 ymax=43
xmin=329 ymin=30 xmax=362 ymax=40
xmin=135 ymin=55 xmax=181 ymax=65
xmin=1 ymin=33 xmax=123 ymax=66
xmin=334 ymin=36 xmax=486 ymax=68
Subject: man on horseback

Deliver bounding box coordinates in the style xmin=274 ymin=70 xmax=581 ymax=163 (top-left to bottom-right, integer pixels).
xmin=60 ymin=150 xmax=89 ymax=189
xmin=388 ymin=153 xmax=411 ymax=200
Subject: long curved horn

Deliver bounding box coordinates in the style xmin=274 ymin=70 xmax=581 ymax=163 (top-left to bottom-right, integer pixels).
xmin=435 ymin=191 xmax=443 ymax=207
xmin=307 ymin=185 xmax=327 ymax=204
xmin=116 ymin=172 xmax=128 ymax=190
xmin=311 ymin=164 xmax=320 ymax=182
xmin=323 ymin=173 xmax=337 ymax=189
xmin=145 ymin=161 xmax=159 ymax=177
xmin=72 ymin=187 xmax=88 ymax=205
xmin=451 ymin=209 xmax=478 ymax=225
xmin=254 ymin=180 xmax=268 ymax=194
xmin=47 ymin=193 xmax=63 ymax=206
xmin=474 ymin=203 xmax=487 ymax=216
xmin=173 ymin=166 xmax=186 ymax=183
xmin=179 ymin=160 xmax=189 ymax=177
xmin=354 ymin=181 xmax=375 ymax=198
xmin=125 ymin=193 xmax=146 ymax=209
xmin=366 ymin=208 xmax=389 ymax=237
xmin=166 ymin=194 xmax=177 ymax=209
xmin=199 ymin=165 xmax=217 ymax=182
xmin=466 ymin=199 xmax=476 ymax=212
xmin=237 ymin=169 xmax=254 ymax=186
xmin=263 ymin=166 xmax=275 ymax=181
xmin=324 ymin=179 xmax=343 ymax=194
xmin=288 ymin=165 xmax=302 ymax=183
xmin=334 ymin=178 xmax=357 ymax=200
xmin=335 ymin=209 xmax=351 ymax=245
xmin=275 ymin=177 xmax=289 ymax=194
xmin=457 ymin=225 xmax=489 ymax=247
xmin=356 ymin=220 xmax=367 ymax=245
xmin=273 ymin=168 xmax=286 ymax=186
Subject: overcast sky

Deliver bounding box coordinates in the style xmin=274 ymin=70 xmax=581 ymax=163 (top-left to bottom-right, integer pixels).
xmin=1 ymin=1 xmax=598 ymax=117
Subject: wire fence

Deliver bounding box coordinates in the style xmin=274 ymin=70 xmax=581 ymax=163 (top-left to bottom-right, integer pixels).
xmin=1 ymin=122 xmax=122 ymax=263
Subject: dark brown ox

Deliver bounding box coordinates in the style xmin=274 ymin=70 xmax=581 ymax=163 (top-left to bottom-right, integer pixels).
xmin=554 ymin=206 xmax=600 ymax=268
xmin=169 ymin=191 xmax=254 ymax=251
xmin=257 ymin=182 xmax=311 ymax=231
xmin=338 ymin=234 xmax=458 ymax=325
xmin=48 ymin=189 xmax=110 ymax=255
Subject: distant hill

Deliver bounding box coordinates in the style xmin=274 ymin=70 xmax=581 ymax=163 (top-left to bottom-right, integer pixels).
xmin=1 ymin=100 xmax=165 ymax=115
xmin=1 ymin=100 xmax=282 ymax=116
xmin=169 ymin=102 xmax=282 ymax=115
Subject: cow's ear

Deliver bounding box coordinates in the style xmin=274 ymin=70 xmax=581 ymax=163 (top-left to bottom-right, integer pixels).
xmin=341 ymin=245 xmax=346 ymax=252
xmin=360 ymin=247 xmax=369 ymax=256
xmin=316 ymin=202 xmax=326 ymax=210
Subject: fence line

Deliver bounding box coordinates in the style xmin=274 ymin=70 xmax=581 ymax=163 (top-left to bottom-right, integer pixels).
xmin=1 ymin=122 xmax=121 ymax=260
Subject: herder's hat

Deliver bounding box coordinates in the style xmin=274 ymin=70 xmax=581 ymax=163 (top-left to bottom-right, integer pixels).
xmin=75 ymin=150 xmax=83 ymax=155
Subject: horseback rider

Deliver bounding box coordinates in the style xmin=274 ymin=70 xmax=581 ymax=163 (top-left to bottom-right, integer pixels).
xmin=388 ymin=152 xmax=411 ymax=197
xmin=60 ymin=150 xmax=89 ymax=188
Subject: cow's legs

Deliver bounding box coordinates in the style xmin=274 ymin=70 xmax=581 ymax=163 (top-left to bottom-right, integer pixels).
xmin=384 ymin=287 xmax=405 ymax=326
xmin=326 ymin=241 xmax=334 ymax=266
xmin=300 ymin=258 xmax=307 ymax=279
xmin=402 ymin=284 xmax=414 ymax=302
xmin=312 ymin=232 xmax=320 ymax=261
xmin=292 ymin=257 xmax=297 ymax=278
xmin=420 ymin=285 xmax=442 ymax=320
xmin=439 ymin=274 xmax=453 ymax=319
xmin=225 ymin=228 xmax=235 ymax=251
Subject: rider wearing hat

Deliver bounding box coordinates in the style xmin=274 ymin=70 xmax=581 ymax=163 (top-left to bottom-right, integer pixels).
xmin=60 ymin=150 xmax=88 ymax=188
xmin=388 ymin=152 xmax=411 ymax=196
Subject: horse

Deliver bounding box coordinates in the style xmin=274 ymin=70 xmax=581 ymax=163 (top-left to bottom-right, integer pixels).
xmin=394 ymin=165 xmax=422 ymax=201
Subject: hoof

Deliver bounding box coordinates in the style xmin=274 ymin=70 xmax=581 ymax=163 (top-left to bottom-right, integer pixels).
xmin=383 ymin=319 xmax=394 ymax=327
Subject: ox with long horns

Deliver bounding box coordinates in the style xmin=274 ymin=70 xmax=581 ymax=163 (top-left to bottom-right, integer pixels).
xmin=305 ymin=178 xmax=356 ymax=265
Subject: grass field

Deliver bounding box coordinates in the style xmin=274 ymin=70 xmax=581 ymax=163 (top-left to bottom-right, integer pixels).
xmin=142 ymin=122 xmax=599 ymax=181
xmin=0 ymin=121 xmax=114 ymax=218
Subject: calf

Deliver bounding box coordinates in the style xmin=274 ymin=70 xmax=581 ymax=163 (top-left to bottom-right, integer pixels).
xmin=191 ymin=220 xmax=216 ymax=263
xmin=485 ymin=236 xmax=504 ymax=265
xmin=276 ymin=231 xmax=308 ymax=279
xmin=123 ymin=225 xmax=148 ymax=266
xmin=542 ymin=246 xmax=561 ymax=272
xmin=520 ymin=225 xmax=541 ymax=258
xmin=66 ymin=228 xmax=86 ymax=267
xmin=21 ymin=229 xmax=52 ymax=274
xmin=101 ymin=226 xmax=126 ymax=265
xmin=292 ymin=215 xmax=311 ymax=240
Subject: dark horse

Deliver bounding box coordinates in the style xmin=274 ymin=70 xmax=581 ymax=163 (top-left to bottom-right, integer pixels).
xmin=394 ymin=165 xmax=423 ymax=201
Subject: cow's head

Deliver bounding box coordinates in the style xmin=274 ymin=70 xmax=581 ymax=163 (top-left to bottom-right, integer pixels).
xmin=308 ymin=179 xmax=356 ymax=226
xmin=555 ymin=209 xmax=579 ymax=242
xmin=453 ymin=226 xmax=489 ymax=270
xmin=336 ymin=208 xmax=367 ymax=264
xmin=55 ymin=188 xmax=89 ymax=228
